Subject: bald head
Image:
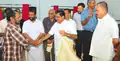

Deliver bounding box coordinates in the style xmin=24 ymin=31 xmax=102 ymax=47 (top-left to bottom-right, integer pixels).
xmin=48 ymin=9 xmax=55 ymax=19
xmin=97 ymin=1 xmax=108 ymax=12
xmin=49 ymin=9 xmax=55 ymax=14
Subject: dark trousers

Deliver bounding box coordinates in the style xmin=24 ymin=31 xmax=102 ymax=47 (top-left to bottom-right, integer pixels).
xmin=0 ymin=38 xmax=3 ymax=61
xmin=82 ymin=30 xmax=93 ymax=61
xmin=0 ymin=48 xmax=2 ymax=60
xmin=43 ymin=40 xmax=55 ymax=61
xmin=75 ymin=30 xmax=83 ymax=59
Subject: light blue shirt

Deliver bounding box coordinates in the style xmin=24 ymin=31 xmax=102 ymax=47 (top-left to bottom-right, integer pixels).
xmin=81 ymin=8 xmax=98 ymax=31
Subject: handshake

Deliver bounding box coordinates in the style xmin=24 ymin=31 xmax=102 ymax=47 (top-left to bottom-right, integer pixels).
xmin=30 ymin=39 xmax=43 ymax=46
xmin=28 ymin=33 xmax=54 ymax=47
xmin=29 ymin=33 xmax=45 ymax=46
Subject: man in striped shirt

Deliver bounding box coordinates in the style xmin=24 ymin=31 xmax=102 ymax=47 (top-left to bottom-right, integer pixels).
xmin=3 ymin=9 xmax=29 ymax=61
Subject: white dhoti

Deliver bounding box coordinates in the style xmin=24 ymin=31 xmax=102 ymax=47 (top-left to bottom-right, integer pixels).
xmin=92 ymin=57 xmax=113 ymax=61
xmin=28 ymin=44 xmax=44 ymax=61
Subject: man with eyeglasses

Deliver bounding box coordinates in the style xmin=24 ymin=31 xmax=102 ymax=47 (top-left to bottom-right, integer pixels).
xmin=39 ymin=10 xmax=80 ymax=61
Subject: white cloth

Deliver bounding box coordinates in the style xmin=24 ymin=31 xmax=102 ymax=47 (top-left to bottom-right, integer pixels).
xmin=28 ymin=47 xmax=44 ymax=61
xmin=92 ymin=56 xmax=113 ymax=61
xmin=0 ymin=18 xmax=7 ymax=33
xmin=89 ymin=14 xmax=119 ymax=60
xmin=0 ymin=18 xmax=7 ymax=48
xmin=49 ymin=20 xmax=77 ymax=56
xmin=22 ymin=19 xmax=44 ymax=61
xmin=73 ymin=12 xmax=83 ymax=30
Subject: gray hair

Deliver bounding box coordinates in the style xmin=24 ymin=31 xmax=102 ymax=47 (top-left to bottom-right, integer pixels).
xmin=97 ymin=1 xmax=108 ymax=12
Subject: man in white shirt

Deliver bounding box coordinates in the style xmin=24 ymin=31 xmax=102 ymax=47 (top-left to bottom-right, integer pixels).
xmin=89 ymin=1 xmax=119 ymax=61
xmin=0 ymin=18 xmax=7 ymax=44
xmin=39 ymin=10 xmax=78 ymax=61
xmin=22 ymin=7 xmax=45 ymax=61
xmin=64 ymin=9 xmax=77 ymax=44
xmin=0 ymin=8 xmax=13 ymax=35
xmin=73 ymin=3 xmax=85 ymax=58
xmin=0 ymin=18 xmax=7 ymax=33
xmin=73 ymin=3 xmax=85 ymax=31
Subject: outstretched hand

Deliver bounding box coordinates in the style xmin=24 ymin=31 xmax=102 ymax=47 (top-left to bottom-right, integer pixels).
xmin=31 ymin=40 xmax=41 ymax=46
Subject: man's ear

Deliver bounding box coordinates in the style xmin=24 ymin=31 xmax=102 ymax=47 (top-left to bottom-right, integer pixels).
xmin=10 ymin=17 xmax=15 ymax=21
xmin=10 ymin=17 xmax=13 ymax=21
xmin=88 ymin=2 xmax=90 ymax=6
xmin=62 ymin=16 xmax=65 ymax=19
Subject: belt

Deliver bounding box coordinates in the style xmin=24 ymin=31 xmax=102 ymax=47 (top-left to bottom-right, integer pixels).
xmin=83 ymin=30 xmax=94 ymax=32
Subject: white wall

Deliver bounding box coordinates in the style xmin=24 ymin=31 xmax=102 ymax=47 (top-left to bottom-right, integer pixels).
xmin=1 ymin=0 xmax=120 ymax=20
xmin=39 ymin=0 xmax=88 ymax=20
xmin=0 ymin=0 xmax=39 ymax=19
xmin=0 ymin=0 xmax=37 ymax=5
xmin=0 ymin=0 xmax=88 ymax=20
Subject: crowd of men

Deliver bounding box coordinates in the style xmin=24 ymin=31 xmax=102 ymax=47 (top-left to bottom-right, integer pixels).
xmin=0 ymin=0 xmax=120 ymax=61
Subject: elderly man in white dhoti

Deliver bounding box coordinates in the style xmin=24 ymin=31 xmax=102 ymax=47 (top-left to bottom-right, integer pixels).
xmin=39 ymin=10 xmax=81 ymax=61
xmin=89 ymin=1 xmax=119 ymax=61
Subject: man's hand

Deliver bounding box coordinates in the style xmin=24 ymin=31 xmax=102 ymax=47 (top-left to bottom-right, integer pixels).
xmin=41 ymin=33 xmax=46 ymax=36
xmin=59 ymin=30 xmax=67 ymax=36
xmin=31 ymin=40 xmax=40 ymax=46
xmin=113 ymin=38 xmax=119 ymax=45
xmin=36 ymin=33 xmax=45 ymax=41
xmin=38 ymin=39 xmax=44 ymax=45
xmin=47 ymin=40 xmax=53 ymax=44
xmin=88 ymin=10 xmax=93 ymax=17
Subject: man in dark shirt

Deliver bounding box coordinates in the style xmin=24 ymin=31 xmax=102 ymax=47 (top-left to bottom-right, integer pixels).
xmin=43 ymin=9 xmax=56 ymax=61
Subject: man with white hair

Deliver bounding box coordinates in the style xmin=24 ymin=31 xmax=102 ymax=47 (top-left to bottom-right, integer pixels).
xmin=43 ymin=9 xmax=56 ymax=61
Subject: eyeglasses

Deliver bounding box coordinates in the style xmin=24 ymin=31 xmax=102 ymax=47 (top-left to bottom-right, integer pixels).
xmin=49 ymin=13 xmax=54 ymax=15
xmin=55 ymin=16 xmax=61 ymax=18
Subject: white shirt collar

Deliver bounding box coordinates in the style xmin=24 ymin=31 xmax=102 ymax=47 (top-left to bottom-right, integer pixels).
xmin=65 ymin=19 xmax=72 ymax=21
xmin=57 ymin=20 xmax=67 ymax=25
xmin=98 ymin=13 xmax=109 ymax=21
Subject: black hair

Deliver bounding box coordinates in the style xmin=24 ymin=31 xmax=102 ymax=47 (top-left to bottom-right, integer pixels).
xmin=29 ymin=7 xmax=36 ymax=14
xmin=64 ymin=9 xmax=71 ymax=13
xmin=77 ymin=3 xmax=85 ymax=8
xmin=4 ymin=8 xmax=13 ymax=13
xmin=6 ymin=10 xmax=15 ymax=22
xmin=55 ymin=10 xmax=65 ymax=17
xmin=97 ymin=1 xmax=108 ymax=12
xmin=87 ymin=0 xmax=95 ymax=5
